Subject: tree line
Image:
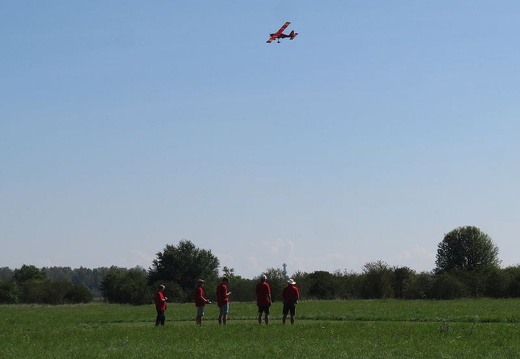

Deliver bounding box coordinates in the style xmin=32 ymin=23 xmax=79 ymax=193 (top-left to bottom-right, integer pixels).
xmin=1 ymin=226 xmax=518 ymax=305
xmin=0 ymin=265 xmax=94 ymax=304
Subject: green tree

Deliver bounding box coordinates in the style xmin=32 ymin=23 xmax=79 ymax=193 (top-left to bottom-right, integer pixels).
xmin=502 ymin=266 xmax=520 ymax=297
xmin=224 ymin=277 xmax=256 ymax=302
xmin=402 ymin=272 xmax=434 ymax=299
xmin=222 ymin=266 xmax=238 ymax=281
xmin=307 ymin=271 xmax=337 ymax=299
xmin=482 ymin=267 xmax=508 ymax=298
xmin=13 ymin=265 xmax=46 ymax=282
xmin=101 ymin=266 xmax=150 ymax=304
xmin=393 ymin=266 xmax=416 ymax=298
xmin=435 ymin=226 xmax=500 ymax=274
xmin=361 ymin=260 xmax=394 ymax=299
xmin=430 ymin=273 xmax=467 ymax=299
xmin=338 ymin=270 xmax=364 ymax=299
xmin=64 ymin=283 xmax=93 ymax=303
xmin=43 ymin=267 xmax=73 ymax=282
xmin=0 ymin=280 xmax=18 ymax=304
xmin=0 ymin=267 xmax=14 ymax=281
xmin=148 ymin=240 xmax=220 ymax=302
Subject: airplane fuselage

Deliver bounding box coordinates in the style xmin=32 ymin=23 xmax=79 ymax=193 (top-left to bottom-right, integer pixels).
xmin=270 ymin=33 xmax=291 ymax=38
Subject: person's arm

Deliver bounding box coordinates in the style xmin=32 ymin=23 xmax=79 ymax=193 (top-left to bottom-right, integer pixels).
xmin=201 ymin=290 xmax=211 ymax=304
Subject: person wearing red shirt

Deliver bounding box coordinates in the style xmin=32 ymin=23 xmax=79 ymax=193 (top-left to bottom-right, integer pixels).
xmin=154 ymin=285 xmax=168 ymax=326
xmin=282 ymin=279 xmax=300 ymax=325
xmin=194 ymin=279 xmax=211 ymax=325
xmin=256 ymin=275 xmax=272 ymax=325
xmin=216 ymin=277 xmax=232 ymax=325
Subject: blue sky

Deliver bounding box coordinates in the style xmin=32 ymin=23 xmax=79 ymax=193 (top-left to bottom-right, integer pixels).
xmin=1 ymin=1 xmax=519 ymax=278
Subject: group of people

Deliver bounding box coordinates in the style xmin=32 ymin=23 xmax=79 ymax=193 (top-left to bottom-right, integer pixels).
xmin=154 ymin=275 xmax=300 ymax=326
xmin=255 ymin=274 xmax=300 ymax=325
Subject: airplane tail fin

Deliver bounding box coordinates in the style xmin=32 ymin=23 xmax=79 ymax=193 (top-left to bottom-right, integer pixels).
xmin=290 ymin=30 xmax=298 ymax=39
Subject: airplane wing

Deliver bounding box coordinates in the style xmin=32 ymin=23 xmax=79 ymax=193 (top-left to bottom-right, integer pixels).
xmin=275 ymin=22 xmax=291 ymax=35
xmin=266 ymin=22 xmax=291 ymax=43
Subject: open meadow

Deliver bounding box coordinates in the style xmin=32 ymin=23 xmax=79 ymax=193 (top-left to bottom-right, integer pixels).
xmin=2 ymin=299 xmax=520 ymax=358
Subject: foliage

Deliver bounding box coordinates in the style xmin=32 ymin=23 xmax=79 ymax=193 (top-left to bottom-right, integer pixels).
xmin=43 ymin=266 xmax=110 ymax=297
xmin=224 ymin=277 xmax=256 ymax=302
xmin=392 ymin=266 xmax=416 ymax=298
xmin=481 ymin=267 xmax=509 ymax=298
xmin=64 ymin=283 xmax=93 ymax=303
xmin=402 ymin=272 xmax=434 ymax=299
xmin=307 ymin=270 xmax=338 ymax=299
xmin=0 ymin=280 xmax=17 ymax=304
xmin=5 ymin=263 xmax=520 ymax=303
xmin=13 ymin=264 xmax=46 ymax=282
xmin=0 ymin=267 xmax=14 ymax=281
xmin=100 ymin=266 xmax=150 ymax=305
xmin=0 ymin=279 xmax=92 ymax=304
xmin=435 ymin=226 xmax=500 ymax=274
xmin=0 ymin=225 xmax=518 ymax=303
xmin=502 ymin=266 xmax=520 ymax=297
xmin=148 ymin=240 xmax=220 ymax=302
xmin=361 ymin=260 xmax=394 ymax=299
xmin=430 ymin=273 xmax=467 ymax=299
xmin=0 ymin=264 xmax=92 ymax=304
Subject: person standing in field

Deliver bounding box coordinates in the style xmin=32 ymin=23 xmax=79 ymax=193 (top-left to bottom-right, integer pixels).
xmin=256 ymin=274 xmax=272 ymax=325
xmin=282 ymin=279 xmax=299 ymax=325
xmin=216 ymin=277 xmax=232 ymax=325
xmin=155 ymin=284 xmax=168 ymax=326
xmin=194 ymin=279 xmax=211 ymax=325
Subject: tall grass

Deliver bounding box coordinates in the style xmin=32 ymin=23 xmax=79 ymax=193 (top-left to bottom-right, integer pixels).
xmin=2 ymin=299 xmax=520 ymax=358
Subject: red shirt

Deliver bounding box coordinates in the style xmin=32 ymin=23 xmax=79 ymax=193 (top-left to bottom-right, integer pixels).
xmin=256 ymin=281 xmax=271 ymax=306
xmin=282 ymin=285 xmax=299 ymax=302
xmin=194 ymin=285 xmax=207 ymax=307
xmin=216 ymin=283 xmax=229 ymax=306
xmin=155 ymin=291 xmax=167 ymax=311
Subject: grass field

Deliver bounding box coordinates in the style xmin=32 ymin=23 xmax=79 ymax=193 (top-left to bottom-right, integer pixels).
xmin=2 ymin=299 xmax=520 ymax=358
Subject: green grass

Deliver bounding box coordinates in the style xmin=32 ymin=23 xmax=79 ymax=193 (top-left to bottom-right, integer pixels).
xmin=2 ymin=299 xmax=520 ymax=358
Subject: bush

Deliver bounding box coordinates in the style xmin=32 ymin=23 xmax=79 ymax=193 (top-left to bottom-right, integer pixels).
xmin=393 ymin=267 xmax=416 ymax=298
xmin=101 ymin=266 xmax=151 ymax=305
xmin=0 ymin=280 xmax=18 ymax=304
xmin=65 ymin=284 xmax=93 ymax=304
xmin=361 ymin=261 xmax=395 ymax=299
xmin=403 ymin=272 xmax=434 ymax=299
xmin=431 ymin=274 xmax=467 ymax=300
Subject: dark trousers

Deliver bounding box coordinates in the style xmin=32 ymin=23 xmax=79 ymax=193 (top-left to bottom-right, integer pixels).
xmin=156 ymin=310 xmax=165 ymax=326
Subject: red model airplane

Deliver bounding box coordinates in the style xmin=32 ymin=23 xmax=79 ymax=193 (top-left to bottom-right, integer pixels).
xmin=266 ymin=22 xmax=298 ymax=43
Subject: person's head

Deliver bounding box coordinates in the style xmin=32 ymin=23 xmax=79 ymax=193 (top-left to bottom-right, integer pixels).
xmin=260 ymin=274 xmax=267 ymax=282
xmin=159 ymin=284 xmax=165 ymax=291
xmin=287 ymin=279 xmax=296 ymax=286
xmin=222 ymin=277 xmax=229 ymax=283
xmin=198 ymin=279 xmax=205 ymax=287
